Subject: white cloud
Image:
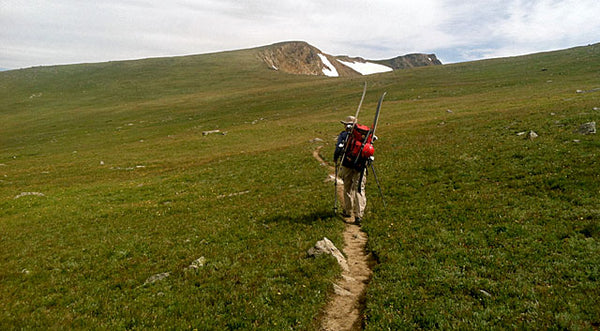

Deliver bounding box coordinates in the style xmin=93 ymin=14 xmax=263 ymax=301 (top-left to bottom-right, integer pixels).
xmin=1 ymin=0 xmax=599 ymax=68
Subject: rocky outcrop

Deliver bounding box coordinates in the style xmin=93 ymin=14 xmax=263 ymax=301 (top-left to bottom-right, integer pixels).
xmin=259 ymin=41 xmax=360 ymax=76
xmin=378 ymin=53 xmax=442 ymax=69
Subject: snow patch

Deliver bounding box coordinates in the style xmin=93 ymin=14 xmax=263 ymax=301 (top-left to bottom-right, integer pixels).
xmin=318 ymin=53 xmax=339 ymax=77
xmin=337 ymin=59 xmax=393 ymax=75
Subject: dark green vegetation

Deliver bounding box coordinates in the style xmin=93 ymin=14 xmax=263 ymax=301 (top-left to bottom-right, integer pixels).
xmin=1 ymin=43 xmax=599 ymax=329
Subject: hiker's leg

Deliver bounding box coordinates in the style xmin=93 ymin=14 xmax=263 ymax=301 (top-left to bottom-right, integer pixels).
xmin=354 ymin=170 xmax=367 ymax=218
xmin=339 ymin=166 xmax=354 ymax=216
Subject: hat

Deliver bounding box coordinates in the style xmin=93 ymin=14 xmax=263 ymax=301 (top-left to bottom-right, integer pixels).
xmin=340 ymin=115 xmax=356 ymax=125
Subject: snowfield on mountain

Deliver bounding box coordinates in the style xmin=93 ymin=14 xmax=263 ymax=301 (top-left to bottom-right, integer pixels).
xmin=336 ymin=59 xmax=393 ymax=76
xmin=317 ymin=52 xmax=394 ymax=77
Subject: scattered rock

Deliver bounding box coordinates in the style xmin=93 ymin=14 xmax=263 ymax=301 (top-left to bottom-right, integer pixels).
xmin=14 ymin=192 xmax=45 ymax=199
xmin=446 ymin=109 xmax=453 ymax=113
xmin=526 ymin=131 xmax=538 ymax=140
xmin=143 ymin=272 xmax=170 ymax=285
xmin=217 ymin=190 xmax=250 ymax=199
xmin=251 ymin=118 xmax=266 ymax=125
xmin=479 ymin=289 xmax=492 ymax=297
xmin=186 ymin=257 xmax=206 ymax=270
xmin=516 ymin=131 xmax=527 ymax=136
xmin=310 ymin=137 xmax=324 ymax=143
xmin=202 ymin=129 xmax=220 ymax=136
xmin=576 ymin=88 xmax=600 ymax=94
xmin=577 ymin=122 xmax=596 ymax=135
xmin=307 ymin=237 xmax=348 ymax=271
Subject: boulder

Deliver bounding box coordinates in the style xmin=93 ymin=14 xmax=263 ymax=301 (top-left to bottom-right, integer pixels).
xmin=307 ymin=237 xmax=348 ymax=271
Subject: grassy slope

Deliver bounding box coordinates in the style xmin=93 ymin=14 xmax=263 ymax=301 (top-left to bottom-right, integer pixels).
xmin=361 ymin=45 xmax=600 ymax=329
xmin=0 ymin=49 xmax=351 ymax=329
xmin=1 ymin=44 xmax=599 ymax=329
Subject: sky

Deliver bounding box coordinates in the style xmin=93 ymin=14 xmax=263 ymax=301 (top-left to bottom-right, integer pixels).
xmin=2 ymin=0 xmax=600 ymax=69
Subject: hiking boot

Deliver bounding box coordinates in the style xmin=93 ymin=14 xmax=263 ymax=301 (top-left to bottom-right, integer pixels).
xmin=354 ymin=217 xmax=362 ymax=225
xmin=341 ymin=211 xmax=351 ymax=218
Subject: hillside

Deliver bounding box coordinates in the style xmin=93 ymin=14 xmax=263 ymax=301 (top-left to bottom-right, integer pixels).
xmin=1 ymin=42 xmax=599 ymax=329
xmin=258 ymin=41 xmax=441 ymax=76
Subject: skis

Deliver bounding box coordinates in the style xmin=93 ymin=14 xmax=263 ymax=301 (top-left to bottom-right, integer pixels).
xmin=371 ymin=92 xmax=385 ymax=138
xmin=356 ymin=92 xmax=385 ymax=193
xmin=354 ymin=81 xmax=367 ymax=121
xmin=333 ymin=84 xmax=387 ymax=213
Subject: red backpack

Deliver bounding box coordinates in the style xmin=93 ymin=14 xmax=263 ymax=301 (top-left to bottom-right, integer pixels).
xmin=342 ymin=123 xmax=374 ymax=170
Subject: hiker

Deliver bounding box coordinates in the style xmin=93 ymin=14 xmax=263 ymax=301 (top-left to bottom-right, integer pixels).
xmin=333 ymin=115 xmax=368 ymax=225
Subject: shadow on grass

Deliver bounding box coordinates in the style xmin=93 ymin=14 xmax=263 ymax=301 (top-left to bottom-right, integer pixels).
xmin=263 ymin=209 xmax=335 ymax=225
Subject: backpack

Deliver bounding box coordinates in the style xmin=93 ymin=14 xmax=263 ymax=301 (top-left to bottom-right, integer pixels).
xmin=342 ymin=123 xmax=375 ymax=171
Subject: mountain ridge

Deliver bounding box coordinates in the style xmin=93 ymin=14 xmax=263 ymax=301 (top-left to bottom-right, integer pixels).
xmin=258 ymin=41 xmax=441 ymax=77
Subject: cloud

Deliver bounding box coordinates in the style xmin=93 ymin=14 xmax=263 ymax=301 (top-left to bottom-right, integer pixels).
xmin=1 ymin=0 xmax=599 ymax=68
xmin=441 ymin=0 xmax=600 ymax=61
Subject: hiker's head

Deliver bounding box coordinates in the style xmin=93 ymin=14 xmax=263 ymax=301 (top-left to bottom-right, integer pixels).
xmin=340 ymin=116 xmax=355 ymax=130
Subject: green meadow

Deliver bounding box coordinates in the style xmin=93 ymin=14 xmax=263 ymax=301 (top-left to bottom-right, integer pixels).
xmin=1 ymin=43 xmax=599 ymax=329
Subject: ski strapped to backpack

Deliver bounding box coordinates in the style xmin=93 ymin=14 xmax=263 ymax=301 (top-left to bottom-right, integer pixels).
xmin=341 ymin=92 xmax=386 ymax=177
xmin=355 ymin=92 xmax=385 ymax=193
xmin=334 ymin=84 xmax=387 ymax=211
xmin=336 ymin=82 xmax=367 ymax=167
xmin=334 ymin=82 xmax=366 ymax=213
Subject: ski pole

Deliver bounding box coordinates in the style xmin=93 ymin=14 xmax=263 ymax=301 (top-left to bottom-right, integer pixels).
xmin=333 ymin=162 xmax=339 ymax=213
xmin=369 ymin=161 xmax=387 ymax=208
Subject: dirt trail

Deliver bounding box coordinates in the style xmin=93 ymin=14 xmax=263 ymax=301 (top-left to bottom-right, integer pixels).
xmin=313 ymin=146 xmax=374 ymax=331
